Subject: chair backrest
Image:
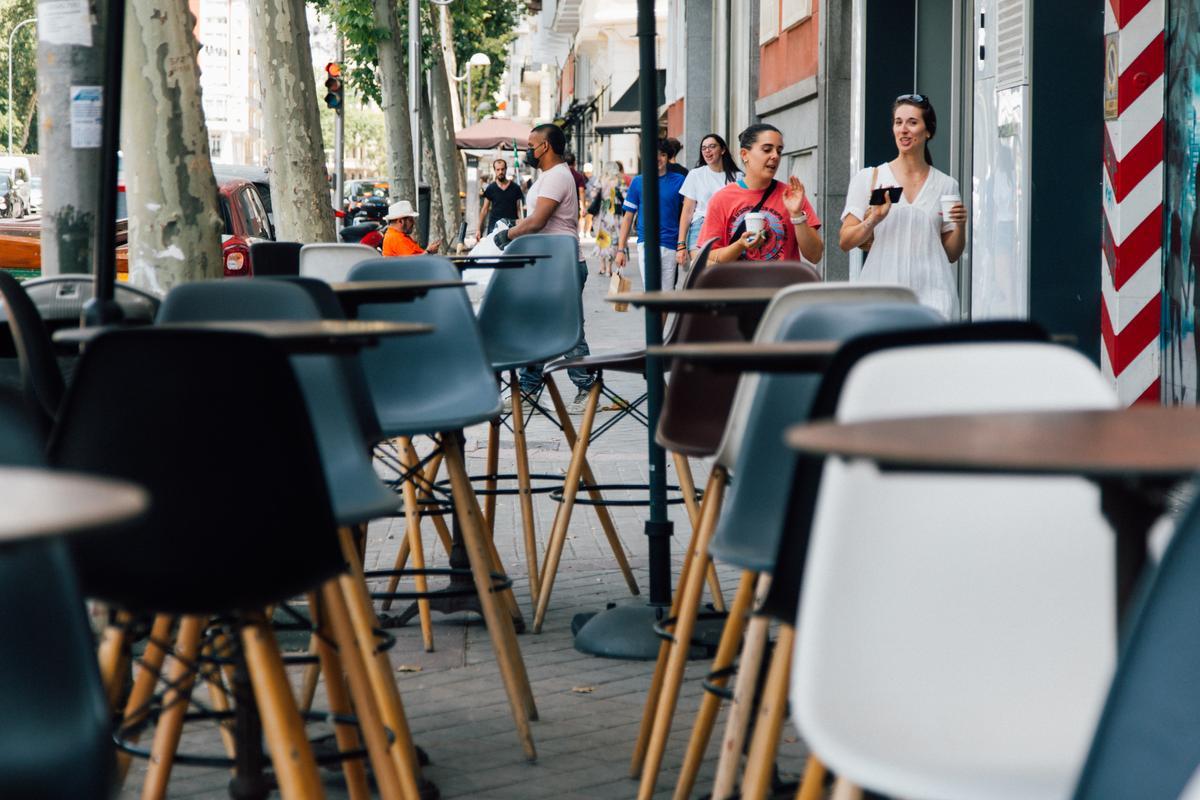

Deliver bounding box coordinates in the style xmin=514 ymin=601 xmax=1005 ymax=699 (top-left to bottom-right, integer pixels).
xmin=158 ymin=279 xmax=394 ymax=525
xmin=476 ymin=234 xmax=583 ymax=368
xmin=348 ymin=256 xmax=501 ymax=437
xmin=707 ymin=300 xmax=939 ymax=572
xmin=790 ymin=340 xmax=1118 ymax=800
xmin=655 ymin=261 xmax=820 ymax=457
xmin=661 ymin=237 xmax=716 ymax=346
xmin=299 ymin=243 xmax=378 ymax=282
xmin=0 ymin=270 xmax=64 ymax=439
xmin=713 ymin=283 xmax=918 ymax=469
xmin=1070 ymin=489 xmax=1200 ymax=800
xmin=249 ymin=241 xmax=303 ymax=276
xmin=50 ymin=328 xmax=343 ymax=614
xmin=760 ymin=321 xmax=1051 ymax=626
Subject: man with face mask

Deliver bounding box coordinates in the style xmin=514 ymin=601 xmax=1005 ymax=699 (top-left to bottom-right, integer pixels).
xmin=493 ymin=123 xmax=595 ymax=412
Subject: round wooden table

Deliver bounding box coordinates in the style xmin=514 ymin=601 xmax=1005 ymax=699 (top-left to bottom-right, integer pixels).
xmin=329 ymin=279 xmax=471 ymax=315
xmin=786 ymin=406 xmax=1200 ymax=628
xmin=53 ymin=319 xmax=433 ymax=354
xmin=647 ymin=340 xmax=839 ymax=372
xmin=0 ymin=467 xmax=148 ymax=543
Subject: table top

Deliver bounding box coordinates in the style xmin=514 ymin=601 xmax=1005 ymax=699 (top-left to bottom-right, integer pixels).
xmin=329 ymin=279 xmax=471 ymax=307
xmin=646 ymin=341 xmax=839 ymax=372
xmin=53 ymin=319 xmax=433 ymax=352
xmin=785 ymin=406 xmax=1200 ymax=478
xmin=0 ymin=468 xmax=148 ymax=543
xmin=448 ymin=254 xmax=543 ymax=269
xmin=608 ymin=288 xmax=781 ymax=312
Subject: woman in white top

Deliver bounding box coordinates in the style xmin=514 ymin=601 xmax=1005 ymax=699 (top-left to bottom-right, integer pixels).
xmin=676 ymin=133 xmax=742 ymax=269
xmin=840 ymin=93 xmax=968 ymax=318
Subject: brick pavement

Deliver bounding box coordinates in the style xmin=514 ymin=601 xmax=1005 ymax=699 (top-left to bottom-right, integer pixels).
xmin=120 ymin=249 xmax=808 ymax=799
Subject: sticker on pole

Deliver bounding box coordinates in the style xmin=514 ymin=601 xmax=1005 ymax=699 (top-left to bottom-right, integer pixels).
xmin=38 ymin=0 xmax=91 ymax=47
xmin=70 ymin=86 xmax=102 ymax=149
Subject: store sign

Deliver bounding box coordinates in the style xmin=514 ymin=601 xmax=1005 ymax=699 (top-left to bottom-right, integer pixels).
xmin=1104 ymin=32 xmax=1119 ymax=121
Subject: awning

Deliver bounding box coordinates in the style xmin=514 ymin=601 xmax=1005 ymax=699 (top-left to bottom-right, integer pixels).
xmin=594 ymin=71 xmax=665 ymax=136
xmin=455 ymin=117 xmax=533 ymax=150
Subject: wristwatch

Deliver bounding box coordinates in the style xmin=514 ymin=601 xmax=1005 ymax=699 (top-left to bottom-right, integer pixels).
xmin=790 ymin=213 xmax=808 ymax=225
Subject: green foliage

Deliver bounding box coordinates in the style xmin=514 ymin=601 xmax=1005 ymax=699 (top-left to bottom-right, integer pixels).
xmin=309 ymin=0 xmax=519 ymax=119
xmin=0 ymin=0 xmax=37 ymax=152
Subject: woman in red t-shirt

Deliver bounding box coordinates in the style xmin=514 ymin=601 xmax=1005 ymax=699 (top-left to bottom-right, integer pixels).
xmin=700 ymin=123 xmax=824 ymax=268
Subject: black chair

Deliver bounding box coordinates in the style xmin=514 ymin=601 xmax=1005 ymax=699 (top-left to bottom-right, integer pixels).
xmin=249 ymin=241 xmax=303 ymax=276
xmin=0 ymin=270 xmax=65 ymax=440
xmin=49 ymin=328 xmax=420 ymax=798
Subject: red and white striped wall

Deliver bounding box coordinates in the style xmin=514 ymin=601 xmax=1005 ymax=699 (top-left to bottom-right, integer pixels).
xmin=1100 ymin=0 xmax=1164 ymax=406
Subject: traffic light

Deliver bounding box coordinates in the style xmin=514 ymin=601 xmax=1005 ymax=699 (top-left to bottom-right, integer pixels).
xmin=324 ymin=62 xmax=344 ymax=113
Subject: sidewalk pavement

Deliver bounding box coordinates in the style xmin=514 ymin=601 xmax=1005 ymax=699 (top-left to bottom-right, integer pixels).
xmin=120 ymin=250 xmax=808 ymax=799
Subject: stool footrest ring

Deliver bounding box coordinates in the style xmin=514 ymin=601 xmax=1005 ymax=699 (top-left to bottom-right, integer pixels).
xmin=363 ymin=566 xmax=513 ymax=601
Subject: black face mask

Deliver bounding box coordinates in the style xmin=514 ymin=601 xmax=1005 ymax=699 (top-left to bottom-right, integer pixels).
xmin=525 ymin=145 xmax=540 ymax=168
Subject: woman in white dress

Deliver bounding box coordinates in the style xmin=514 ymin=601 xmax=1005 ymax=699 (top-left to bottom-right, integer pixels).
xmin=840 ymin=94 xmax=968 ymax=318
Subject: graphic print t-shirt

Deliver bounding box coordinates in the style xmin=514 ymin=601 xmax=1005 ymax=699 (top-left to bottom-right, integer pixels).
xmin=699 ymin=180 xmax=821 ymax=263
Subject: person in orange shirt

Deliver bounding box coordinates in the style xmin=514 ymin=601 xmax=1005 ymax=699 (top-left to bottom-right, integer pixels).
xmin=382 ymin=200 xmax=441 ymax=256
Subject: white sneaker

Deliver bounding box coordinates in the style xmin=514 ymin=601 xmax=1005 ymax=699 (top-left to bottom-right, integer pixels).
xmin=569 ymin=387 xmax=593 ymax=415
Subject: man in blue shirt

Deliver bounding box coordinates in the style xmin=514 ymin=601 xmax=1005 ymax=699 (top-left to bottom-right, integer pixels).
xmin=615 ymin=138 xmax=687 ymax=290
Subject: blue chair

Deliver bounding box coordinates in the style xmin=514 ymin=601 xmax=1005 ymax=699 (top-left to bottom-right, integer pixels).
xmin=348 ymin=255 xmax=539 ymax=760
xmin=1071 ymin=488 xmax=1200 ymax=800
xmin=475 ymin=233 xmax=584 ymax=607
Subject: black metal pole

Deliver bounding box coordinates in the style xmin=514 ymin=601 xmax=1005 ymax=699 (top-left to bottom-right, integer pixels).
xmin=85 ymin=0 xmax=126 ymax=326
xmin=637 ymin=0 xmax=672 ymax=609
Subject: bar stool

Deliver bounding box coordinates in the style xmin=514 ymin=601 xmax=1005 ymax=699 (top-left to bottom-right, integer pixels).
xmin=787 ymin=337 xmax=1117 ymax=800
xmin=249 ymin=241 xmax=303 ymax=276
xmin=348 ymin=255 xmax=539 ymax=760
xmin=0 ymin=270 xmax=64 ymax=440
xmin=474 ymin=233 xmax=584 ymax=608
xmin=50 ymin=328 xmax=419 ymax=799
xmin=300 ymin=243 xmax=378 ymax=282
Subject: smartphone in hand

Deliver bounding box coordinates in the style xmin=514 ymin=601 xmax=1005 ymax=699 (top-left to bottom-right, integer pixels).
xmin=869 ymin=186 xmax=903 ymax=206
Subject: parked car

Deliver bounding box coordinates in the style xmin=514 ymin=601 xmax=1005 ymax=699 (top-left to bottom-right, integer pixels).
xmin=217 ymin=177 xmax=274 ymax=276
xmin=213 ymin=164 xmax=273 ymax=238
xmin=0 ymin=156 xmax=32 ymax=218
xmin=344 ymin=178 xmax=390 ymax=216
xmin=27 ymin=176 xmax=40 ymax=216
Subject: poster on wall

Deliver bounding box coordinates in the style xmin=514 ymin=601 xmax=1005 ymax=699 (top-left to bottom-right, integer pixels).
xmin=1164 ymin=2 xmax=1200 ymax=404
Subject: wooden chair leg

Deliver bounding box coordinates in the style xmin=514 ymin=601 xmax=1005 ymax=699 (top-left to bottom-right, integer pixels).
xmin=413 ymin=445 xmax=454 ymax=558
xmin=98 ymin=609 xmax=133 ymax=709
xmin=712 ymin=575 xmax=774 ymax=800
xmin=630 ymin=464 xmax=719 ymax=777
xmin=311 ymin=589 xmax=382 ymax=800
xmin=509 ymin=370 xmax=541 ymax=605
xmin=114 ymin=613 xmax=175 ymax=786
xmin=484 ymin=417 xmax=500 ymax=534
xmin=740 ymin=624 xmax=796 ymax=800
xmin=672 ymin=452 xmax=726 ymax=613
xmin=398 ymin=437 xmax=435 ymax=652
xmin=444 ymin=432 xmax=538 ymax=760
xmin=830 ymin=776 xmax=864 ymax=800
xmin=239 ymin=611 xmax=326 ymax=800
xmin=532 ymin=379 xmax=602 ymax=633
xmin=636 ymin=467 xmax=728 ymax=800
xmin=299 ymin=629 xmax=322 ymax=713
xmin=673 ymin=570 xmax=758 ymax=800
xmin=335 ymin=530 xmax=425 ymax=796
xmin=140 ymin=615 xmax=204 ymax=800
xmin=796 ymin=755 xmax=827 ymax=800
xmin=545 ymin=377 xmax=639 ymax=596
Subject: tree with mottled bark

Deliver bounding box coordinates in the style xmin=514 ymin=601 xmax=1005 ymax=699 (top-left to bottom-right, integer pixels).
xmin=418 ymin=76 xmax=445 ymax=245
xmin=121 ymin=0 xmax=224 ymax=292
xmin=250 ymin=0 xmax=334 ymax=242
xmin=430 ymin=5 xmax=463 ymax=245
xmin=372 ymin=0 xmax=416 ymax=204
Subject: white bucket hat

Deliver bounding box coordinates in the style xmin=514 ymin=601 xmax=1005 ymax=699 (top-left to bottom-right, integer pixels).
xmin=384 ymin=200 xmax=418 ymax=221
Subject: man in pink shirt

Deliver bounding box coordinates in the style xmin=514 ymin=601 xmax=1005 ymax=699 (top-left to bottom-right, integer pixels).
xmin=492 ymin=124 xmax=594 ymax=410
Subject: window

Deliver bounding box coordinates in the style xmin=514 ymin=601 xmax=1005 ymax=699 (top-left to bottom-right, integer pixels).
xmin=759 ymin=0 xmax=779 ymax=43
xmin=238 ymin=188 xmax=271 ymax=240
xmin=781 ymin=0 xmax=812 ymax=29
xmin=209 ymin=135 xmax=222 ymax=159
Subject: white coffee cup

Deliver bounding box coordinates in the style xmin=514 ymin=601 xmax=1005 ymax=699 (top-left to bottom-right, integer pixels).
xmin=744 ymin=212 xmax=767 ymax=235
xmin=940 ymin=194 xmax=962 ymax=226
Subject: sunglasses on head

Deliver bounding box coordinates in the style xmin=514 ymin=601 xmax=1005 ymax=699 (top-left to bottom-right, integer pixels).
xmin=896 ymin=93 xmax=927 ymax=104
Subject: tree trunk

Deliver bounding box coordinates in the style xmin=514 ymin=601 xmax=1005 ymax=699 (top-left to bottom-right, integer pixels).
xmin=374 ymin=0 xmax=416 ymax=204
xmin=249 ymin=0 xmax=334 ymax=243
xmin=121 ymin=0 xmax=224 ymax=292
xmin=418 ymin=78 xmax=444 ymax=247
xmin=37 ymin=0 xmax=106 ymax=275
xmin=429 ymin=29 xmax=462 ymax=246
xmin=17 ymin=89 xmax=36 ymax=153
xmin=438 ymin=7 xmax=467 ymax=202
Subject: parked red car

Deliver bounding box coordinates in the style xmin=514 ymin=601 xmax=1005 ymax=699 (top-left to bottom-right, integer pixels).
xmin=217 ymin=177 xmax=274 ymax=277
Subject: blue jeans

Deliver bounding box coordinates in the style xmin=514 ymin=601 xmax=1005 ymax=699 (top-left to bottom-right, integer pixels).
xmin=685 ymin=216 xmax=704 ymax=250
xmin=519 ymin=260 xmax=593 ymax=393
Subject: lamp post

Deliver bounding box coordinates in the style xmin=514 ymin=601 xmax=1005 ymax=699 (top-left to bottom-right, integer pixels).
xmin=6 ymin=17 xmax=35 ymax=154
xmin=465 ymin=51 xmax=490 ymax=127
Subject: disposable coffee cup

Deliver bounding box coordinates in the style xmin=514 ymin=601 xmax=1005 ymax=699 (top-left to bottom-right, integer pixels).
xmin=940 ymin=194 xmax=962 ymax=226
xmin=744 ymin=212 xmax=767 ymax=235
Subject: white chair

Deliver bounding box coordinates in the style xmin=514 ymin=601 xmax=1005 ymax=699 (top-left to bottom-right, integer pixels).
xmin=298 ymin=243 xmax=378 ymax=282
xmin=791 ymin=342 xmax=1119 ymax=800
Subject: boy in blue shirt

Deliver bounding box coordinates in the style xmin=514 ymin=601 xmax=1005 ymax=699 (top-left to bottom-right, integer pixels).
xmin=615 ymin=139 xmax=687 ymax=290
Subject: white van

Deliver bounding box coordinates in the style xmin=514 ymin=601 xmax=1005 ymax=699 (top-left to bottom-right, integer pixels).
xmin=0 ymin=156 xmax=32 ymax=217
